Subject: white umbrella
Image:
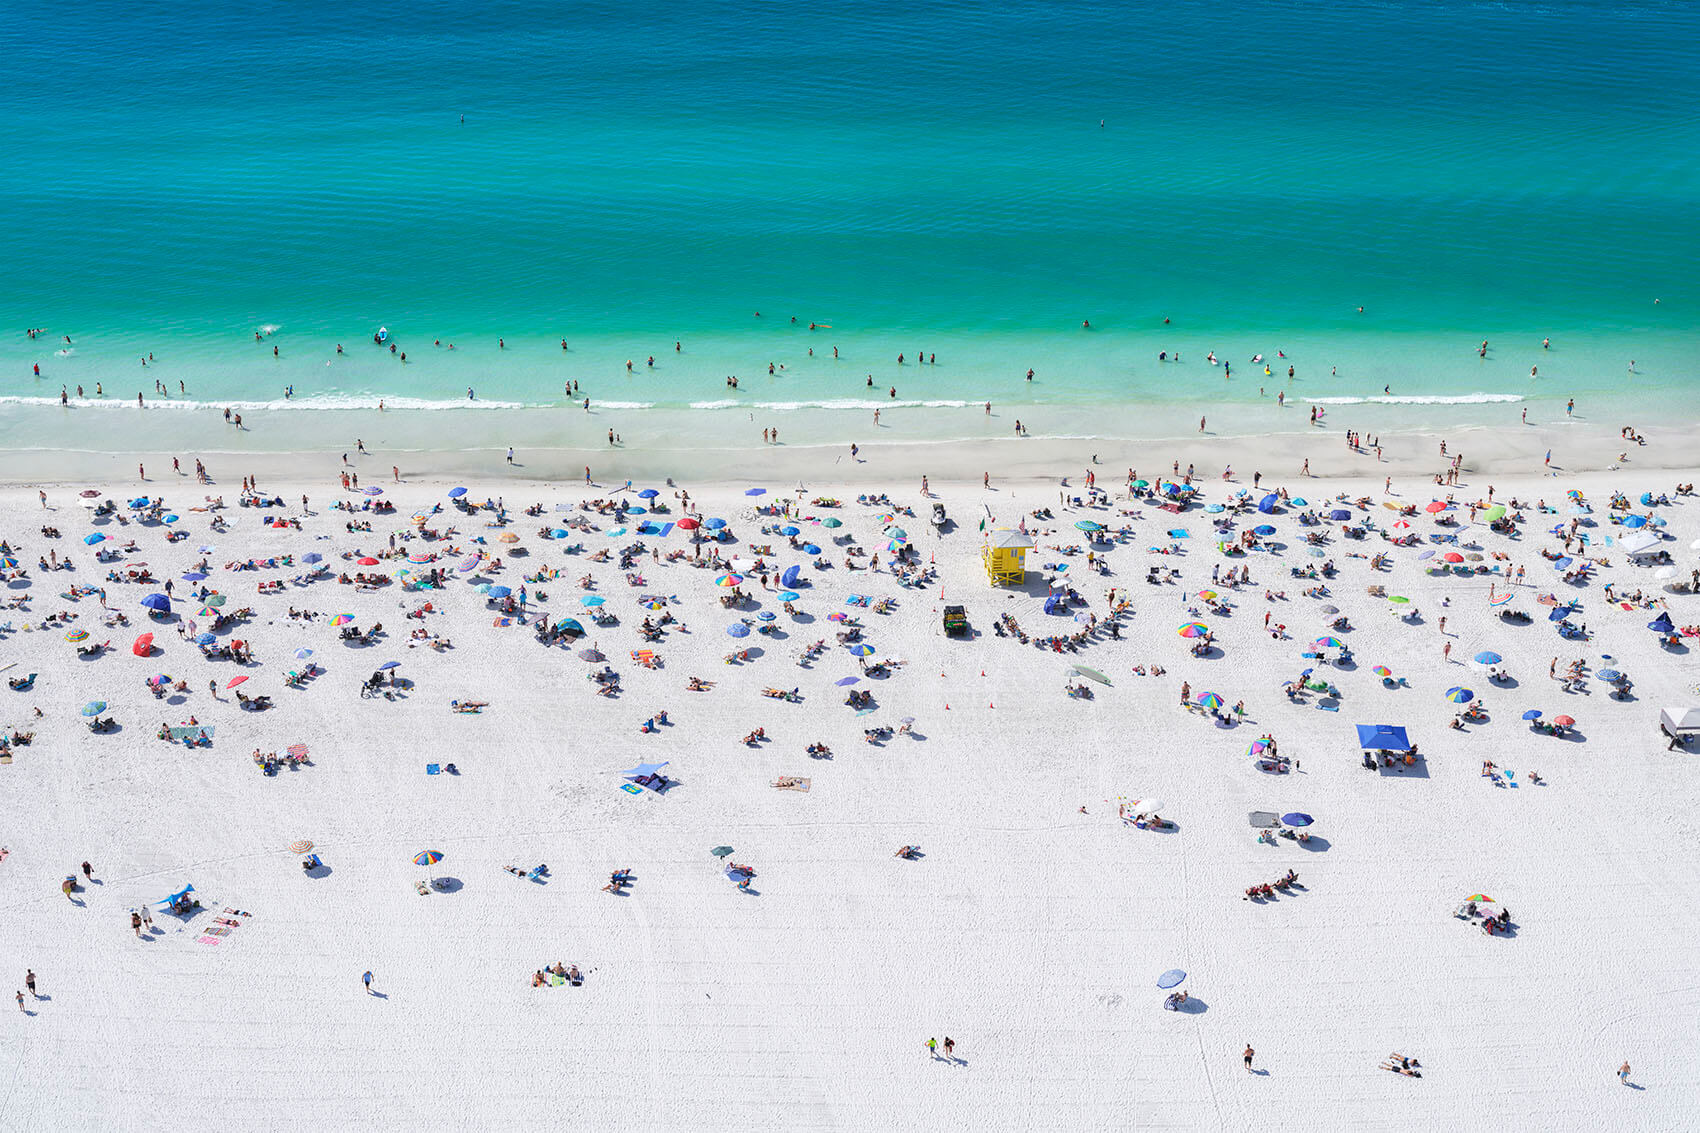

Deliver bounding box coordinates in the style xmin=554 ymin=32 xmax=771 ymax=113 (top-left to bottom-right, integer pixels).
xmin=1132 ymin=797 xmax=1165 ymax=813
xmin=1655 ymin=565 xmax=1678 ymax=580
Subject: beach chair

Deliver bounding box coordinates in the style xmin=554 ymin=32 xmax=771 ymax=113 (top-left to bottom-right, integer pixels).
xmin=426 ymin=763 xmax=441 ymax=775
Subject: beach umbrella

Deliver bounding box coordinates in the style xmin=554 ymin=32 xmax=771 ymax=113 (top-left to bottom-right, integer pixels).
xmin=1313 ymin=636 xmax=1344 ymax=650
xmin=803 ymin=544 xmax=821 ymax=555
xmin=458 ymin=554 xmax=481 ymax=571
xmin=65 ymin=629 xmax=89 ymax=643
xmin=580 ymin=595 xmax=604 ymax=607
xmin=710 ymin=845 xmax=734 ymax=858
xmin=677 ymin=517 xmax=700 ymax=531
xmin=849 ymin=644 xmax=874 ymax=656
xmin=835 ymin=677 xmax=859 ymax=686
xmin=377 ymin=661 xmax=401 ymax=671
xmin=745 ymin=488 xmax=767 ymax=496
xmin=1445 ymin=687 xmax=1473 ymax=703
xmin=1197 ymin=590 xmax=1218 ymax=601
xmin=447 ymin=487 xmax=467 ymax=498
xmin=83 ymin=533 xmax=106 ymax=545
xmin=300 ymin=553 xmax=323 ymax=566
xmin=1073 ymin=664 xmax=1112 ymax=686
xmin=704 ymin=518 xmax=726 ymax=530
xmin=1131 ymin=479 xmax=1149 ymax=488
xmin=1488 ymin=593 xmax=1512 ymax=606
xmin=488 ymin=585 xmax=512 ymax=598
xmin=204 ymin=594 xmax=227 ymax=607
xmin=828 ymin=612 xmax=848 ymax=622
xmin=146 ymin=674 xmax=169 ymax=687
xmin=1177 ymin=622 xmax=1209 ymax=638
xmin=1522 ymin=709 xmax=1542 ymax=720
xmin=132 ymin=633 xmax=153 ymax=657
xmin=1597 ymin=669 xmax=1622 ymax=682
xmin=639 ymin=599 xmax=666 ymax=610
xmin=1473 ymin=651 xmax=1502 ymax=666
xmin=414 ymin=850 xmax=443 ymax=867
xmin=578 ymin=648 xmax=603 ymax=661
xmin=1466 ymin=893 xmax=1495 ymax=904
xmin=330 ymin=614 xmax=354 ymax=625
xmin=141 ymin=594 xmax=170 ymax=612
xmin=1196 ymin=691 xmax=1223 ymax=709
xmin=294 ymin=648 xmax=313 ymax=659
xmin=1328 ymin=510 xmax=1352 ymax=521
xmin=357 ymin=557 xmax=379 ymax=566
xmin=1392 ymin=520 xmax=1411 ymax=529
xmin=779 ymin=525 xmax=801 ymax=536
xmin=81 ymin=701 xmax=106 ymax=716
xmin=1073 ymin=520 xmax=1104 ymax=532
xmin=716 ymin=573 xmax=744 ymax=587
xmin=226 ymin=676 xmax=248 ymax=690
xmin=1247 ymin=740 xmax=1267 ymax=756
xmin=1484 ymin=505 xmax=1507 ymax=521
xmin=1204 ymin=503 xmax=1225 ymax=514
xmin=547 ymin=528 xmax=568 ymax=538
xmin=362 ymin=486 xmax=382 ymax=497
xmin=1157 ymin=969 xmax=1186 ymax=990
xmin=1622 ymin=515 xmax=1647 ymax=529
xmin=1548 ymin=606 xmax=1571 ymax=622
xmin=1387 ymin=595 xmax=1410 ymax=604
xmin=1554 ymin=714 xmax=1575 ymax=727
xmin=821 ymin=517 xmax=843 ymax=528
xmin=1425 ymin=501 xmax=1447 ymax=514
xmin=289 ymin=839 xmax=313 ymax=855
xmin=1132 ymin=798 xmax=1164 ymax=814
xmin=287 ymin=744 xmax=309 ymax=759
xmin=1290 ymin=498 xmax=1308 ymax=507
xmin=1253 ymin=524 xmax=1277 ymax=536
xmin=726 ymin=623 xmax=750 ymax=638
xmin=1282 ymin=813 xmax=1313 ymax=827
xmin=193 ymin=632 xmax=215 ymax=645
xmin=757 ymin=611 xmax=776 ymax=622
xmin=1648 ymin=612 xmax=1675 ymax=632
xmin=498 ymin=533 xmax=520 ymax=544
xmin=408 ymin=552 xmax=434 ymax=565
xmin=198 ymin=607 xmax=218 ymax=617
xmin=1372 ymin=666 xmax=1392 ymax=677
xmin=1443 ymin=552 xmax=1464 ymax=563
xmin=0 ymin=556 xmax=15 ymax=569
xmin=181 ymin=571 xmax=207 ymax=581
xmin=777 ymin=590 xmax=800 ymax=602
xmin=638 ymin=488 xmax=659 ymax=499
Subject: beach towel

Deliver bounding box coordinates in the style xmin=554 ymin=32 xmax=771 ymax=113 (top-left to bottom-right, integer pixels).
xmin=491 ymin=617 xmax=512 ymax=627
xmin=197 ymin=936 xmax=222 ymax=945
xmin=426 ymin=763 xmax=440 ymax=775
xmin=551 ymin=973 xmax=566 ymax=986
xmin=619 ymin=783 xmax=644 ymax=795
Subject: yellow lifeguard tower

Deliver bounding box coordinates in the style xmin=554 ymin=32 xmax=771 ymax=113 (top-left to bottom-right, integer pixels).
xmin=982 ymin=528 xmax=1034 ymax=586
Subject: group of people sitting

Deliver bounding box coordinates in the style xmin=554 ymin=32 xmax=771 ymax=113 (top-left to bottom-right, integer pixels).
xmin=1244 ymin=870 xmax=1300 ymax=901
xmin=531 ymin=962 xmax=581 ymax=987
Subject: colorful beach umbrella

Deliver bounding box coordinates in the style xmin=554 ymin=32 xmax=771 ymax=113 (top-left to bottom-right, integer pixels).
xmin=64 ymin=629 xmax=89 ymax=643
xmin=1474 ymin=651 xmax=1502 ymax=666
xmin=1314 ymin=636 xmax=1345 ymax=649
xmin=716 ymin=573 xmax=743 ymax=587
xmin=1372 ymin=666 xmax=1392 ymax=677
xmin=726 ymin=623 xmax=750 ymax=638
xmin=330 ymin=614 xmax=354 ymax=625
xmin=81 ymin=701 xmax=106 ymax=716
xmin=1445 ymin=687 xmax=1473 ymax=703
xmin=1177 ymin=622 xmax=1209 ymax=638
xmin=1196 ymin=692 xmax=1223 ymax=709
xmin=849 ymin=644 xmax=875 ymax=656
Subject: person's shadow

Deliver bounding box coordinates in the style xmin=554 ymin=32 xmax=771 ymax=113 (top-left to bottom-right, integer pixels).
xmin=368 ymin=990 xmax=389 ymax=1000
xmin=1625 ymin=1082 xmax=1645 ymax=1091
xmin=1250 ymin=1068 xmax=1270 ymax=1077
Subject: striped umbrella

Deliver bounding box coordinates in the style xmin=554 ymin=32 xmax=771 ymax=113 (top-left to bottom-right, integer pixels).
xmin=1445 ymin=687 xmax=1473 ymax=703
xmin=1177 ymin=622 xmax=1209 ymax=638
xmin=1196 ymin=692 xmax=1223 ymax=709
xmin=716 ymin=574 xmax=744 ymax=587
xmin=65 ymin=629 xmax=89 ymax=643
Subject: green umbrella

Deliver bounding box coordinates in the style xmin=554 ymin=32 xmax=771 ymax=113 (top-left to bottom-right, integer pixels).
xmin=710 ymin=846 xmax=734 ymax=858
xmin=1388 ymin=595 xmax=1410 ymax=604
xmin=204 ymin=593 xmax=227 ymax=608
xmin=821 ymin=517 xmax=843 ymax=528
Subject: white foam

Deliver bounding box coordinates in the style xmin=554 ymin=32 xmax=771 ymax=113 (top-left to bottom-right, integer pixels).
xmin=1302 ymin=393 xmax=1524 ymax=406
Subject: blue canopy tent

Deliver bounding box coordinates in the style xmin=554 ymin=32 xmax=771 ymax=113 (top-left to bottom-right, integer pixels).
xmin=781 ymin=565 xmax=801 ymax=588
xmin=155 ymin=884 xmax=196 ymax=913
xmin=1355 ymin=723 xmax=1411 ymax=750
xmin=1258 ymin=493 xmax=1280 ymax=514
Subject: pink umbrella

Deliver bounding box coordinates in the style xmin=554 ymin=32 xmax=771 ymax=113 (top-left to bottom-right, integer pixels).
xmin=227 ymin=675 xmax=248 ymax=690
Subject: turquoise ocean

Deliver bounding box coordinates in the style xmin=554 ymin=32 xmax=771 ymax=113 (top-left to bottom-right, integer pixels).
xmin=4 ymin=0 xmax=1698 ymax=463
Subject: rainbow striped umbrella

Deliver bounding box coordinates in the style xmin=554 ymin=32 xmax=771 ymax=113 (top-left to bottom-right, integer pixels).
xmin=1177 ymin=622 xmax=1209 ymax=638
xmin=1196 ymin=692 xmax=1224 ymax=710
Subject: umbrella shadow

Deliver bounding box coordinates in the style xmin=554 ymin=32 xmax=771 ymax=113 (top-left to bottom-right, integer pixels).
xmin=790 ymin=612 xmax=816 ymax=625
xmin=1172 ymin=996 xmax=1209 ymax=1014
xmin=304 ymin=863 xmax=333 ymax=879
xmin=1378 ymin=760 xmax=1430 ymax=779
xmin=743 ymin=647 xmax=765 ymax=660
xmin=1298 ymin=835 xmax=1332 ymax=852
xmin=430 ymin=876 xmax=463 ymax=894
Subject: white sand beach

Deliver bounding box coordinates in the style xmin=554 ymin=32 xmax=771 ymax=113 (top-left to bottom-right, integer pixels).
xmin=1 ymin=449 xmax=1697 ymax=1131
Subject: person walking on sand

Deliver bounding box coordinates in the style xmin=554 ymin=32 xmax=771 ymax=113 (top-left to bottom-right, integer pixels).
xmin=925 ymin=1037 xmax=938 ymax=1059
xmin=1199 ymin=416 xmax=1206 ymax=433
xmin=1618 ymin=1060 xmax=1631 ymax=1084
xmin=363 ymin=971 xmax=375 ymax=994
xmin=944 ymin=1037 xmax=955 ymax=1059
xmin=131 ymin=911 xmax=142 ymax=936
xmin=15 ymin=991 xmax=22 ymax=1014
xmin=1244 ymin=1044 xmax=1255 ymax=1071
xmin=1443 ymin=642 xmax=1452 ymax=663
xmin=25 ymin=971 xmax=35 ymax=998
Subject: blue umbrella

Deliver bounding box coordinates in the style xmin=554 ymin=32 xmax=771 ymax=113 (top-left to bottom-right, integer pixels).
xmin=181 ymin=571 xmax=207 ymax=581
xmin=81 ymin=701 xmax=106 ymax=717
xmin=1329 ymin=509 xmax=1352 ymax=521
xmin=757 ymin=611 xmax=776 ymax=622
xmin=1290 ymin=498 xmax=1309 ymax=507
xmin=1522 ymin=709 xmax=1542 ymax=720
xmin=726 ymin=623 xmax=750 ymax=638
xmin=1157 ymin=969 xmax=1187 ymax=989
xmin=1548 ymin=606 xmax=1570 ymax=621
xmin=620 ymin=760 xmax=670 ymax=779
xmin=849 ymin=644 xmax=874 ymax=656
xmin=551 ymin=528 xmax=570 ymax=538
xmin=803 ymin=544 xmax=821 ymax=555
xmin=580 ymin=595 xmax=604 ymax=606
xmin=448 ymin=487 xmax=467 ymax=498
xmin=1258 ymin=493 xmax=1279 ymax=513
xmin=745 ymin=488 xmax=766 ymax=496
xmin=1474 ymin=651 xmax=1502 ymax=665
xmin=1621 ymin=515 xmax=1646 ymax=529
xmin=1253 ymin=524 xmax=1276 ymax=536
xmin=781 ymin=565 xmax=801 ymax=587
xmin=193 ymin=633 xmax=215 ymax=645
xmin=487 ymin=585 xmax=511 ymax=598
xmin=140 ymin=594 xmax=171 ymax=612
xmin=1204 ymin=503 xmax=1224 ymax=513
xmin=1355 ymin=724 xmax=1411 ymax=749
xmin=704 ymin=518 xmax=726 ymax=530
xmin=1282 ymin=812 xmax=1313 ymax=827
xmin=303 ymin=553 xmax=323 ymax=564
xmin=1444 ymin=686 xmax=1473 ymax=703
xmin=1597 ymin=669 xmax=1623 ymax=682
xmin=637 ymin=488 xmax=659 ymax=499
xmin=1648 ymin=613 xmax=1675 ymax=632
xmin=378 ymin=660 xmax=401 ymax=670
xmin=83 ymin=533 xmax=105 ymax=545
xmin=780 ymin=525 xmax=800 ymax=536
xmin=777 ymin=590 xmax=800 ymax=602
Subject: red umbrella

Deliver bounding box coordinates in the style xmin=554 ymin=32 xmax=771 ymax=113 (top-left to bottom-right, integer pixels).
xmin=358 ymin=557 xmax=380 ymax=566
xmin=227 ymin=675 xmax=249 ymax=690
xmin=1553 ymin=714 xmax=1575 ymax=727
xmin=132 ymin=633 xmax=154 ymax=657
xmin=677 ymin=517 xmax=700 ymax=530
xmin=1443 ymin=552 xmax=1464 ymax=563
xmin=1425 ymin=501 xmax=1447 ymax=514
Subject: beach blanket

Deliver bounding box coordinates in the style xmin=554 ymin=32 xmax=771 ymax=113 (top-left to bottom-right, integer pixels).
xmin=773 ymin=777 xmax=811 ymax=792
xmin=197 ymin=936 xmax=222 ymax=945
xmin=619 ymin=783 xmax=644 ymax=795
xmin=166 ymin=725 xmax=215 ymax=741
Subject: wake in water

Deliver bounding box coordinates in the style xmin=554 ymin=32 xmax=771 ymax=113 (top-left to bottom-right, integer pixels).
xmin=1303 ymin=393 xmax=1523 ymax=406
